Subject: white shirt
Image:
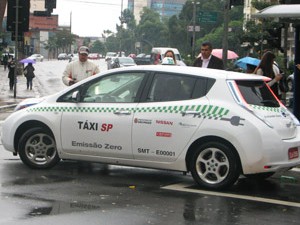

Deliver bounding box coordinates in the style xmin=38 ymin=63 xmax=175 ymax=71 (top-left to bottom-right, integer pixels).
xmin=62 ymin=60 xmax=100 ymax=86
xmin=200 ymin=55 xmax=212 ymax=68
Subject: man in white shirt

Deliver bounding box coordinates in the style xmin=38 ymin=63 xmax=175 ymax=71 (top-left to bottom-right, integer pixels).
xmin=62 ymin=46 xmax=100 ymax=86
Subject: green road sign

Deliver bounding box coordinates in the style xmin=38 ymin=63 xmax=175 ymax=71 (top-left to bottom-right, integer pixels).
xmin=198 ymin=11 xmax=218 ymax=23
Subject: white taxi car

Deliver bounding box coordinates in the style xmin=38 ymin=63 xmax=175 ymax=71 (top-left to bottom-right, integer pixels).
xmin=1 ymin=66 xmax=300 ymax=190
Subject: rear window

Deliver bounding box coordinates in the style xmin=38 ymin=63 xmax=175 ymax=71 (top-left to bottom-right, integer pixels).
xmin=236 ymin=80 xmax=280 ymax=107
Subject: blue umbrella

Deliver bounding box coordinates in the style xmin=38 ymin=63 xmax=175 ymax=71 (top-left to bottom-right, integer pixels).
xmin=235 ymin=57 xmax=260 ymax=70
xmin=19 ymin=58 xmax=36 ymax=64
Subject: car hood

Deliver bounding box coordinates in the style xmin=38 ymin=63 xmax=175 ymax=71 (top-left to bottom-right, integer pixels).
xmin=14 ymin=97 xmax=45 ymax=111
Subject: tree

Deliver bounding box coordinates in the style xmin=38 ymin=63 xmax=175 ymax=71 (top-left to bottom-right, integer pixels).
xmin=90 ymin=40 xmax=105 ymax=54
xmin=55 ymin=29 xmax=76 ymax=53
xmin=43 ymin=35 xmax=57 ymax=59
xmin=136 ymin=8 xmax=168 ymax=53
xmin=241 ymin=1 xmax=285 ymax=57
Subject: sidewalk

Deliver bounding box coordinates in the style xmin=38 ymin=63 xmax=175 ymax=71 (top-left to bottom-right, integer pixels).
xmin=0 ymin=64 xmax=40 ymax=112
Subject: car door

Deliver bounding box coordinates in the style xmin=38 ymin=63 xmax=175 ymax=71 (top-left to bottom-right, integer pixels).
xmin=132 ymin=72 xmax=210 ymax=162
xmin=60 ymin=72 xmax=146 ymax=159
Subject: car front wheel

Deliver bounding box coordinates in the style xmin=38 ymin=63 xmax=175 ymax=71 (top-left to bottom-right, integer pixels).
xmin=18 ymin=127 xmax=60 ymax=169
xmin=190 ymin=142 xmax=241 ymax=190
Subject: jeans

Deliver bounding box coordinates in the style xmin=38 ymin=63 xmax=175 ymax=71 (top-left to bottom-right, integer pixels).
xmin=26 ymin=78 xmax=33 ymax=90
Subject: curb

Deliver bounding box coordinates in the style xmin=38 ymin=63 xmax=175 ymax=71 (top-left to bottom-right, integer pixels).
xmin=0 ymin=104 xmax=17 ymax=112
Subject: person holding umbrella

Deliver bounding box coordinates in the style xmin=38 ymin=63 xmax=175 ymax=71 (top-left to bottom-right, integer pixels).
xmin=193 ymin=41 xmax=224 ymax=70
xmin=24 ymin=62 xmax=35 ymax=90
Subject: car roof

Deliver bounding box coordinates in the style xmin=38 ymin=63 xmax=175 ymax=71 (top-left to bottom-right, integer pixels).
xmin=102 ymin=65 xmax=266 ymax=80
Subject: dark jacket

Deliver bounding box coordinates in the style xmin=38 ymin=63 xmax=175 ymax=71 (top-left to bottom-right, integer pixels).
xmin=24 ymin=64 xmax=35 ymax=79
xmin=193 ymin=55 xmax=224 ymax=70
xmin=8 ymin=61 xmax=15 ymax=79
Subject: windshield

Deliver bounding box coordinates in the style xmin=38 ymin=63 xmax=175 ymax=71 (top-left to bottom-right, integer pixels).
xmin=236 ymin=80 xmax=280 ymax=108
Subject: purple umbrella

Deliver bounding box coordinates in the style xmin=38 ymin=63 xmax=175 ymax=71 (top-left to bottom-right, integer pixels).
xmin=19 ymin=58 xmax=36 ymax=64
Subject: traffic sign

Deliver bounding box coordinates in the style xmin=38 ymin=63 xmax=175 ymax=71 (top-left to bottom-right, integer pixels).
xmin=187 ymin=26 xmax=200 ymax=32
xmin=198 ymin=11 xmax=218 ymax=23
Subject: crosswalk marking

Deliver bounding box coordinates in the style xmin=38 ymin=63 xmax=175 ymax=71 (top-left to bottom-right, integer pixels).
xmin=162 ymin=180 xmax=300 ymax=208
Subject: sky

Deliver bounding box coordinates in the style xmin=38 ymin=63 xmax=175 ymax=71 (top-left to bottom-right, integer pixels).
xmin=53 ymin=0 xmax=128 ymax=37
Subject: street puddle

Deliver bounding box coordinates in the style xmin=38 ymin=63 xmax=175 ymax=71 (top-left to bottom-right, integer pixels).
xmin=2 ymin=174 xmax=74 ymax=186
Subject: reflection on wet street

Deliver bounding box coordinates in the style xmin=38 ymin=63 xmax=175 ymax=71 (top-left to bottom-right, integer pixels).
xmin=0 ymin=157 xmax=299 ymax=225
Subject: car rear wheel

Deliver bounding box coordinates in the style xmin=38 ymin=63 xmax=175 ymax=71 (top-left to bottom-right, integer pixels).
xmin=190 ymin=142 xmax=241 ymax=190
xmin=18 ymin=127 xmax=60 ymax=169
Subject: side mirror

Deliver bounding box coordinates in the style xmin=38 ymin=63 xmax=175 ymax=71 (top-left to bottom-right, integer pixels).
xmin=71 ymin=90 xmax=80 ymax=102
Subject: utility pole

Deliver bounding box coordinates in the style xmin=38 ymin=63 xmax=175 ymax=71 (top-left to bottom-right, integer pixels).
xmin=222 ymin=0 xmax=230 ymax=69
xmin=13 ymin=0 xmax=19 ymax=98
xmin=192 ymin=1 xmax=196 ymax=59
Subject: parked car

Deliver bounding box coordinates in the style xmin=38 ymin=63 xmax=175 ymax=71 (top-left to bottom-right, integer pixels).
xmin=88 ymin=53 xmax=100 ymax=60
xmin=134 ymin=53 xmax=151 ymax=65
xmin=111 ymin=57 xmax=137 ymax=69
xmin=57 ymin=53 xmax=69 ymax=60
xmin=105 ymin=52 xmax=117 ymax=61
xmin=1 ymin=66 xmax=300 ymax=190
xmin=27 ymin=54 xmax=44 ymax=62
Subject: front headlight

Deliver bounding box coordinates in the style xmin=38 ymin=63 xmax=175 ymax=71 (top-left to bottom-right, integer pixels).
xmin=14 ymin=98 xmax=44 ymax=111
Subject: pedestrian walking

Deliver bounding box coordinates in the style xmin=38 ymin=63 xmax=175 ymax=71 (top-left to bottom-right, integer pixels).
xmin=7 ymin=60 xmax=15 ymax=90
xmin=3 ymin=54 xmax=8 ymax=71
xmin=24 ymin=63 xmax=35 ymax=90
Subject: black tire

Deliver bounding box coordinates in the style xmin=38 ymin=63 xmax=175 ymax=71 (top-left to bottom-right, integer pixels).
xmin=245 ymin=172 xmax=275 ymax=180
xmin=190 ymin=141 xmax=241 ymax=190
xmin=18 ymin=127 xmax=60 ymax=169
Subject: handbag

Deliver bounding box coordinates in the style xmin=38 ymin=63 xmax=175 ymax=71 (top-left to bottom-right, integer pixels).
xmin=24 ymin=69 xmax=27 ymax=76
xmin=279 ymin=75 xmax=289 ymax=93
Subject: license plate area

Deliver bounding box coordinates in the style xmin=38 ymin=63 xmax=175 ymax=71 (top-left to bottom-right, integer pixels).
xmin=288 ymin=147 xmax=299 ymax=160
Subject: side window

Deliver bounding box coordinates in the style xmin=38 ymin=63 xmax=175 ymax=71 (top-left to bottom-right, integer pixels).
xmin=58 ymin=72 xmax=145 ymax=103
xmin=147 ymin=73 xmax=196 ymax=102
xmin=82 ymin=73 xmax=145 ymax=103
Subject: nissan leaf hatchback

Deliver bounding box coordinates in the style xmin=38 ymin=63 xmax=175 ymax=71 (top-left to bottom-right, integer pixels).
xmin=1 ymin=66 xmax=300 ymax=190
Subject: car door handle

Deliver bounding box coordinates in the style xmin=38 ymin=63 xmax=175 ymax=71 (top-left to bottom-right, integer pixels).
xmin=114 ymin=110 xmax=131 ymax=115
xmin=181 ymin=111 xmax=200 ymax=116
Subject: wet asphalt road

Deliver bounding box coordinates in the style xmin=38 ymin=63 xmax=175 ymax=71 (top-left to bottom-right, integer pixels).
xmin=0 ymin=144 xmax=299 ymax=225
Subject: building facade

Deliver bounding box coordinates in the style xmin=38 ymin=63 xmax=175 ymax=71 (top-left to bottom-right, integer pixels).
xmin=128 ymin=0 xmax=187 ymax=23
